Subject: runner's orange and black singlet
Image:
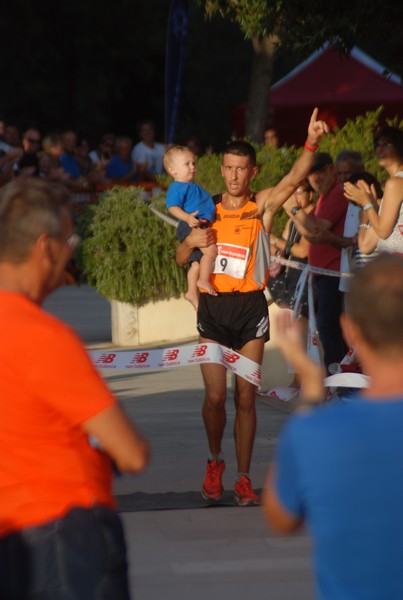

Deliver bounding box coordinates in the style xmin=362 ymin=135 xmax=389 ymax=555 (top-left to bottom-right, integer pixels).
xmin=210 ymin=195 xmax=271 ymax=293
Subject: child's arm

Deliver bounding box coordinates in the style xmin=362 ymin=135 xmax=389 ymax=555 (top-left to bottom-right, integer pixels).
xmin=168 ymin=205 xmax=200 ymax=227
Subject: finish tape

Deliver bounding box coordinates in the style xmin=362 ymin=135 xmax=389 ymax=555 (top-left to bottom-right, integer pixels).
xmin=90 ymin=342 xmax=262 ymax=387
xmin=90 ymin=342 xmax=368 ymax=390
xmin=324 ymin=373 xmax=369 ymax=388
xmin=270 ymin=255 xmax=353 ymax=279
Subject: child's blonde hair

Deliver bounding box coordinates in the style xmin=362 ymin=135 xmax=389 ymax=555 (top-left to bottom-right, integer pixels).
xmin=163 ymin=145 xmax=192 ymax=172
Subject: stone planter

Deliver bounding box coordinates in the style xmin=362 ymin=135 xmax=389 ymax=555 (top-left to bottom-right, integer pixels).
xmin=110 ymin=296 xmax=198 ymax=346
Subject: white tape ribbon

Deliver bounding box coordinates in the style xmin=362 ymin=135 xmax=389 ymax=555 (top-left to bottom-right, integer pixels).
xmin=91 ymin=342 xmax=369 ymax=390
xmin=271 ymin=254 xmax=352 ymax=279
xmin=148 ymin=204 xmax=178 ymax=227
xmin=324 ymin=373 xmax=370 ymax=388
xmin=90 ymin=342 xmax=262 ymax=387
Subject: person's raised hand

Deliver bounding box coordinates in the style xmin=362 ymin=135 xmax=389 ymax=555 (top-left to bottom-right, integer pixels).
xmin=344 ymin=180 xmax=373 ymax=207
xmin=273 ymin=309 xmax=306 ymax=367
xmin=306 ymin=107 xmax=329 ymax=147
xmin=273 ymin=309 xmax=325 ymax=404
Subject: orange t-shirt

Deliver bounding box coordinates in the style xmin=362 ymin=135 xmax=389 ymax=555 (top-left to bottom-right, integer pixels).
xmin=0 ymin=292 xmax=117 ymax=536
xmin=210 ymin=198 xmax=270 ymax=293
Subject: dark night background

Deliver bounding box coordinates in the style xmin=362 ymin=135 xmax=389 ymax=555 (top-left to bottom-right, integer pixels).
xmin=0 ymin=0 xmax=401 ymax=150
xmin=0 ymin=1 xmax=248 ymax=149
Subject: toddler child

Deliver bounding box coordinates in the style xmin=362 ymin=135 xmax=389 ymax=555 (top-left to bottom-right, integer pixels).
xmin=164 ymin=145 xmax=217 ymax=309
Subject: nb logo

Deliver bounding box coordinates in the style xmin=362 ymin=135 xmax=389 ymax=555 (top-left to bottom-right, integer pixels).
xmin=163 ymin=349 xmax=179 ymax=361
xmin=223 ymin=351 xmax=240 ymax=364
xmin=131 ymin=352 xmax=149 ymax=364
xmin=192 ymin=345 xmax=207 ymax=357
xmin=251 ymin=368 xmax=261 ymax=380
xmin=97 ymin=353 xmax=116 ymax=364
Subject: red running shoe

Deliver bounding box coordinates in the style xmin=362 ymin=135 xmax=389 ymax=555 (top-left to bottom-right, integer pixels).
xmin=202 ymin=460 xmax=225 ymax=500
xmin=234 ymin=475 xmax=260 ymax=506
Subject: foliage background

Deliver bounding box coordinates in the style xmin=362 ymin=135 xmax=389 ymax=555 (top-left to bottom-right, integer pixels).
xmin=79 ymin=186 xmax=187 ymax=305
xmin=78 ymin=109 xmax=403 ymax=304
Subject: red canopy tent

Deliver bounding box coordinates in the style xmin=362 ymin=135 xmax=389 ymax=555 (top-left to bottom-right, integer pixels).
xmin=233 ymin=45 xmax=403 ymax=145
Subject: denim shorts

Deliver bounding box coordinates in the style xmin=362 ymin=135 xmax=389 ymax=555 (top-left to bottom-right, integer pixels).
xmin=177 ymin=220 xmax=203 ymax=264
xmin=0 ymin=506 xmax=130 ymax=600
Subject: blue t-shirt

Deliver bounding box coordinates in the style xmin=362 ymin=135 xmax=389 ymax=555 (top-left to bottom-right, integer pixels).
xmin=60 ymin=153 xmax=81 ymax=179
xmin=274 ymin=394 xmax=403 ymax=600
xmin=165 ymin=181 xmax=215 ymax=222
xmin=106 ymin=155 xmax=139 ymax=181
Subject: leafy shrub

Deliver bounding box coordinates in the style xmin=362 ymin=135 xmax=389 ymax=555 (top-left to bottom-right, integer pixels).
xmin=79 ymin=186 xmax=186 ymax=305
xmin=79 ymin=107 xmax=403 ymax=304
xmin=253 ymin=144 xmax=298 ymax=234
xmin=319 ymin=106 xmax=403 ymax=185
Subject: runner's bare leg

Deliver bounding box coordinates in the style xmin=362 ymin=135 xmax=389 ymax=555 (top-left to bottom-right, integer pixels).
xmin=233 ymin=337 xmax=265 ymax=473
xmin=200 ymin=339 xmax=227 ymax=456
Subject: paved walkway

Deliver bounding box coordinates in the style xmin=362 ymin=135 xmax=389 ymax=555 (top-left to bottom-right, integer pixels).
xmin=44 ymin=284 xmax=314 ymax=600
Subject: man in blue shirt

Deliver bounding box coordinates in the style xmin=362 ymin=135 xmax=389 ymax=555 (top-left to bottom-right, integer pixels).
xmin=60 ymin=130 xmax=82 ymax=179
xmin=263 ymin=254 xmax=403 ymax=600
xmin=106 ymin=136 xmax=138 ymax=183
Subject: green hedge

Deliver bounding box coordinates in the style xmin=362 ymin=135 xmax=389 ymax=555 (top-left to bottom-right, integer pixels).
xmin=79 ymin=186 xmax=186 ymax=305
xmin=78 ymin=108 xmax=403 ymax=304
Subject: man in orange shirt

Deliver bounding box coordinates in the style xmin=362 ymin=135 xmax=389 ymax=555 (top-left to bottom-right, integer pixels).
xmin=176 ymin=109 xmax=328 ymax=507
xmin=0 ymin=179 xmax=150 ymax=599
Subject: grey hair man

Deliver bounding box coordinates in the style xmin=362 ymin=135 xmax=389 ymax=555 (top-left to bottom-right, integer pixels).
xmin=335 ymin=150 xmax=364 ymax=184
xmin=0 ymin=179 xmax=150 ymax=599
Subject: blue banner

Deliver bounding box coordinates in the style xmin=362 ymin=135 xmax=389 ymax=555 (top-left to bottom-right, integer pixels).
xmin=165 ymin=0 xmax=189 ymax=144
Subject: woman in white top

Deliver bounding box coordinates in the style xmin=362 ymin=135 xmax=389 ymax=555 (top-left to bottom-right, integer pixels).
xmin=344 ymin=126 xmax=403 ymax=255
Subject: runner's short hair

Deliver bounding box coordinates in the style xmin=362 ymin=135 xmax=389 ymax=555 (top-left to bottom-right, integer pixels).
xmin=223 ymin=141 xmax=256 ymax=166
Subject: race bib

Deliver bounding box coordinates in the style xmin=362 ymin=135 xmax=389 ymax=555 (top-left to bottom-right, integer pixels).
xmin=213 ymin=243 xmax=249 ymax=279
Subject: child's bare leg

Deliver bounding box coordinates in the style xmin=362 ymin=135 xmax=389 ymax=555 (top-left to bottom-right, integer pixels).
xmin=185 ymin=261 xmax=200 ymax=310
xmin=197 ymin=244 xmax=217 ymax=296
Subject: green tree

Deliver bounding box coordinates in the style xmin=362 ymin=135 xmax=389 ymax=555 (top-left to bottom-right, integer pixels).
xmin=198 ymin=0 xmax=403 ymax=141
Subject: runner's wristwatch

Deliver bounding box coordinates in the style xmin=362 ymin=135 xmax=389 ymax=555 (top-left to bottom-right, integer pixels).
xmin=291 ymin=206 xmax=301 ymax=216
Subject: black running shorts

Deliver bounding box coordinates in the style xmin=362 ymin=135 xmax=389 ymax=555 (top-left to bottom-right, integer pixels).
xmin=197 ymin=290 xmax=269 ymax=350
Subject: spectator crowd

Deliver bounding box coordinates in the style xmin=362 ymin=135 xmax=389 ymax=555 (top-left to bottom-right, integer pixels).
xmin=1 ymin=108 xmax=403 ymax=600
xmin=0 ymin=117 xmax=168 ymax=192
xmin=1 ymin=112 xmax=402 ymax=379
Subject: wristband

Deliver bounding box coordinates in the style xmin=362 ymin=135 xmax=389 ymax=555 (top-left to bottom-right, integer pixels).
xmin=359 ymin=223 xmax=370 ymax=229
xmin=362 ymin=203 xmax=374 ymax=212
xmin=304 ymin=140 xmax=319 ymax=152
